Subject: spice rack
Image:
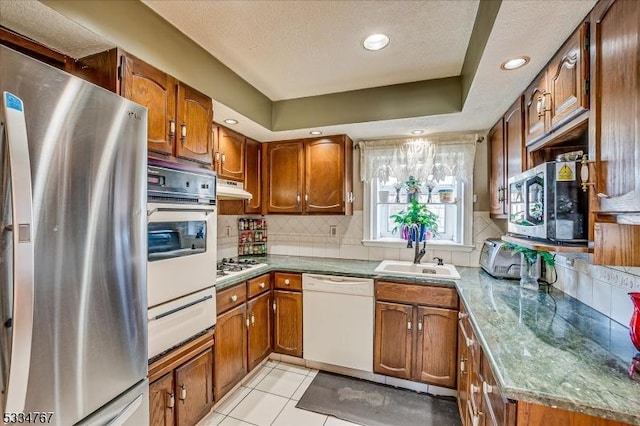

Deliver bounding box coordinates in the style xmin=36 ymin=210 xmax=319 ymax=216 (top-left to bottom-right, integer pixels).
xmin=238 ymin=217 xmax=267 ymax=256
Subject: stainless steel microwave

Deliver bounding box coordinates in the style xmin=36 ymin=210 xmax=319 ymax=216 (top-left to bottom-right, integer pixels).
xmin=507 ymin=161 xmax=588 ymax=243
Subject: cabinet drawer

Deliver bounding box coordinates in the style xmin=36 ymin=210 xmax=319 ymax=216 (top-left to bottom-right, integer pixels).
xmin=273 ymin=272 xmax=302 ymax=291
xmin=375 ymin=281 xmax=458 ymax=309
xmin=216 ymin=283 xmax=247 ymax=314
xmin=247 ymin=273 xmax=271 ymax=298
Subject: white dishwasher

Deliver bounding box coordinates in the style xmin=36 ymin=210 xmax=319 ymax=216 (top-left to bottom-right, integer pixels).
xmin=302 ymin=273 xmax=374 ymax=372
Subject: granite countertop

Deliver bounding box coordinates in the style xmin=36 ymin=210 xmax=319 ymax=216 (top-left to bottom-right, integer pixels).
xmin=214 ymin=255 xmax=640 ymax=424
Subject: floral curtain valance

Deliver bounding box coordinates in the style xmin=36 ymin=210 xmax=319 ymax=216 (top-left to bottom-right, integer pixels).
xmin=358 ymin=133 xmax=478 ymax=184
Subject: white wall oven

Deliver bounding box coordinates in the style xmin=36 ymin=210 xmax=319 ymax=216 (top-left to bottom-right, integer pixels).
xmin=146 ymin=159 xmax=217 ymax=359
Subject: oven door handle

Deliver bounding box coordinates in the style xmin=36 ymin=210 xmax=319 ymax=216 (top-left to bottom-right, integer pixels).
xmin=151 ymin=295 xmax=213 ymax=320
xmin=147 ymin=207 xmax=216 ymax=217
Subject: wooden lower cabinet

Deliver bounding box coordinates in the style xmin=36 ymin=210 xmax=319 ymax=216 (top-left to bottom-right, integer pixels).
xmin=150 ymin=373 xmax=174 ymax=426
xmin=414 ymin=306 xmax=457 ymax=387
xmin=374 ymin=282 xmax=458 ymax=388
xmin=273 ymin=290 xmax=303 ymax=357
xmin=457 ymin=313 xmax=470 ymax=426
xmin=373 ymin=301 xmax=413 ymax=380
xmin=148 ymin=331 xmax=215 ymax=426
xmin=247 ymin=291 xmax=272 ymax=370
xmin=214 ymin=303 xmax=248 ymax=400
xmin=175 ymin=349 xmax=214 ymax=426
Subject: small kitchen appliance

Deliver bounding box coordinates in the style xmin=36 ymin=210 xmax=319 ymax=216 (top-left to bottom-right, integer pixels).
xmin=479 ymin=239 xmax=522 ymax=279
xmin=507 ymin=161 xmax=588 ymax=243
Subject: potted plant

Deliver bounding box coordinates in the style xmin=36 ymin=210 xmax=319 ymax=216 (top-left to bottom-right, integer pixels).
xmin=391 ymin=198 xmax=439 ymax=247
xmin=504 ymin=243 xmax=555 ymax=290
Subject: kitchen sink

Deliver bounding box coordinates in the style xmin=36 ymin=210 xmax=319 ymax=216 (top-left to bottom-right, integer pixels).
xmin=374 ymin=260 xmax=461 ymax=280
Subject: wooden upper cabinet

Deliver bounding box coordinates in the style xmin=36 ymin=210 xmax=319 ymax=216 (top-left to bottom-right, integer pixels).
xmin=592 ymin=0 xmax=640 ymax=214
xmin=121 ymin=53 xmax=177 ymax=156
xmin=524 ymin=72 xmax=549 ymax=145
xmin=504 ymin=97 xmax=525 ymax=179
xmin=175 ymin=348 xmax=214 ymax=426
xmin=305 ymin=135 xmax=353 ymax=214
xmin=176 ymin=83 xmax=213 ymax=165
xmin=373 ymin=301 xmax=414 ymax=380
xmin=266 ymin=142 xmax=304 ymax=213
xmin=414 ymin=306 xmax=457 ymax=388
xmin=272 ymin=290 xmax=303 ymax=357
xmin=489 ymin=119 xmax=506 ymax=217
xmin=244 ymin=138 xmax=262 ymax=213
xmin=214 ymin=126 xmax=245 ymax=181
xmin=548 ymin=22 xmax=590 ymax=129
xmin=1 ymin=27 xmax=74 ymax=71
xmin=149 ymin=372 xmax=174 ymax=426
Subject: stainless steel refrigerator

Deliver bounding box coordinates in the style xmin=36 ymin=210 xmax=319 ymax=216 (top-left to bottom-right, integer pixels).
xmin=0 ymin=46 xmax=148 ymax=425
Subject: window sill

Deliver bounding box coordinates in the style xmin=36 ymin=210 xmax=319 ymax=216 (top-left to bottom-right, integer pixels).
xmin=361 ymin=239 xmax=475 ymax=252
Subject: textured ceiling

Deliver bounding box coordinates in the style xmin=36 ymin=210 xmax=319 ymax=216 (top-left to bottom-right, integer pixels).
xmin=0 ymin=0 xmax=598 ymax=141
xmin=141 ymin=0 xmax=480 ymax=101
xmin=0 ymin=0 xmax=113 ymax=58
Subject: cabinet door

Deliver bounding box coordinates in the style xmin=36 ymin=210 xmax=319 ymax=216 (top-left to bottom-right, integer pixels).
xmin=593 ymin=0 xmax=640 ymax=213
xmin=214 ymin=304 xmax=248 ymax=400
xmin=489 ymin=119 xmax=506 ymax=217
xmin=175 ymin=348 xmax=214 ymax=426
xmin=176 ymin=83 xmax=213 ymax=164
xmin=414 ymin=306 xmax=457 ymax=387
xmin=273 ymin=290 xmax=303 ymax=357
xmin=457 ymin=314 xmax=470 ymax=426
xmin=524 ymin=72 xmax=548 ymax=145
xmin=244 ymin=138 xmax=262 ymax=213
xmin=266 ymin=142 xmax=304 ymax=213
xmin=548 ymin=23 xmax=589 ymax=129
xmin=373 ymin=301 xmax=413 ymax=380
xmin=121 ymin=53 xmax=177 ymax=156
xmin=481 ymin=354 xmax=517 ymax=426
xmin=305 ymin=136 xmax=345 ymax=214
xmin=247 ymin=292 xmax=272 ymax=371
xmin=216 ymin=126 xmax=245 ymax=181
xmin=149 ymin=373 xmax=175 ymax=426
xmin=504 ymin=97 xmax=525 ymax=180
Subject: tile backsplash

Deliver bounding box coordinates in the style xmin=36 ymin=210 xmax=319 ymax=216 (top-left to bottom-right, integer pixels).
xmin=217 ymin=212 xmax=640 ymax=327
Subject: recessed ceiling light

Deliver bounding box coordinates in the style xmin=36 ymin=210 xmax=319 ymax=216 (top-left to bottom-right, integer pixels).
xmin=309 ymin=130 xmax=323 ymax=135
xmin=411 ymin=130 xmax=424 ymax=135
xmin=363 ymin=33 xmax=390 ymax=51
xmin=500 ymin=56 xmax=530 ymax=70
xmin=223 ymin=119 xmax=238 ymax=125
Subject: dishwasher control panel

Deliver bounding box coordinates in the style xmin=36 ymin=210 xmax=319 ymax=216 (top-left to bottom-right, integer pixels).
xmin=301 ymin=274 xmax=374 ymax=297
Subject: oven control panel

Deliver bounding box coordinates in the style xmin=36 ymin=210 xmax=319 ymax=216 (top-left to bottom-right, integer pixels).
xmin=147 ymin=161 xmax=216 ymax=204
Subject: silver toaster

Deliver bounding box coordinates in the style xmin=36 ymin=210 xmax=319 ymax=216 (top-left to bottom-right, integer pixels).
xmin=479 ymin=238 xmax=521 ymax=279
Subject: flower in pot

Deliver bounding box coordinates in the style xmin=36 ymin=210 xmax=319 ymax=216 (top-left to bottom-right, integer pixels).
xmin=391 ymin=199 xmax=439 ymax=247
xmin=504 ymin=243 xmax=555 ymax=290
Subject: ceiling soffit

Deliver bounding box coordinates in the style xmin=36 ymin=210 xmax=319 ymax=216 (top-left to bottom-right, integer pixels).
xmin=38 ymin=0 xmax=498 ymax=133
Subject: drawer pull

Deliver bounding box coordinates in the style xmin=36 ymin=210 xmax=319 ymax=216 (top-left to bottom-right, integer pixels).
xmin=231 ymin=294 xmax=238 ymax=302
xmin=459 ymin=319 xmax=474 ymax=347
xmin=251 ymin=313 xmax=255 ymax=326
xmin=458 ymin=312 xmax=468 ymax=320
xmin=179 ymin=385 xmax=186 ymax=401
xmin=483 ymin=381 xmax=494 ymax=395
xmin=407 ymin=320 xmax=412 ymax=331
xmin=284 ymin=279 xmax=290 ymax=285
xmin=259 ymin=282 xmax=266 ymax=289
xmin=167 ymin=392 xmax=175 ymax=408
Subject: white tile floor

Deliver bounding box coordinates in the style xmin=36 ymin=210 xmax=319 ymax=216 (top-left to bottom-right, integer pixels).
xmin=197 ymin=360 xmax=363 ymax=426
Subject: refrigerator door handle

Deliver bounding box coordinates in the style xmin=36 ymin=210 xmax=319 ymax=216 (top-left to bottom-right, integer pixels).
xmin=106 ymin=393 xmax=144 ymax=426
xmin=2 ymin=92 xmax=35 ymax=413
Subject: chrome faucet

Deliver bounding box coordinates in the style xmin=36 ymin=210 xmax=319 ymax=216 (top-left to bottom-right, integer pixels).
xmin=408 ymin=224 xmax=427 ymax=264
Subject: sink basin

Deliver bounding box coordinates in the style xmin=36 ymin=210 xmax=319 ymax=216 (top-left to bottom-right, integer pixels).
xmin=374 ymin=260 xmax=461 ymax=280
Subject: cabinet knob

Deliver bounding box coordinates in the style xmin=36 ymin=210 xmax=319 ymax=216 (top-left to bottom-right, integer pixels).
xmin=407 ymin=320 xmax=412 ymax=331
xmin=179 ymin=385 xmax=186 ymax=401
xmin=483 ymin=381 xmax=494 ymax=395
xmin=259 ymin=282 xmax=266 ymax=289
xmin=246 ymin=316 xmax=250 ymax=328
xmin=417 ymin=321 xmax=423 ymax=332
xmin=180 ymin=123 xmax=187 ymax=140
xmin=251 ymin=313 xmax=255 ymax=326
xmin=305 ymin=193 xmax=308 ymax=202
xmin=296 ymin=193 xmax=301 ymax=204
xmin=284 ymin=279 xmax=290 ymax=285
xmin=231 ymin=294 xmax=238 ymax=302
xmin=458 ymin=312 xmax=468 ymax=320
xmin=580 ymin=155 xmax=596 ymax=192
xmin=215 ymin=151 xmax=220 ymax=163
xmin=167 ymin=392 xmax=175 ymax=408
xmin=221 ymin=152 xmax=226 ymax=166
xmin=169 ymin=120 xmax=176 ymax=138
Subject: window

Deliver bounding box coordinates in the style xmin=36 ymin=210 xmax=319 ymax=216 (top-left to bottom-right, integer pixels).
xmin=359 ymin=135 xmax=477 ymax=247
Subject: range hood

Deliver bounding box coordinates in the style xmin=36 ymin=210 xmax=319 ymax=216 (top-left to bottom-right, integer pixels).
xmin=217 ymin=178 xmax=253 ymax=200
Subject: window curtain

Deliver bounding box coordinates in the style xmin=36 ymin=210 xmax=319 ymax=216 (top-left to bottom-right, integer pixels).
xmin=358 ymin=133 xmax=478 ymax=184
